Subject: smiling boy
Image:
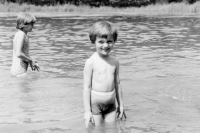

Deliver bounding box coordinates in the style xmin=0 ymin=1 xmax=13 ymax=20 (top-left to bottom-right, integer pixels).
xmin=83 ymin=21 xmax=126 ymax=127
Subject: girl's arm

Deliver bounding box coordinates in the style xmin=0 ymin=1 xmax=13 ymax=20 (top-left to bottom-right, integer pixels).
xmin=15 ymin=32 xmax=39 ymax=71
xmin=15 ymin=32 xmax=32 ymax=62
xmin=83 ymin=58 xmax=93 ymax=127
xmin=115 ymin=60 xmax=126 ymax=119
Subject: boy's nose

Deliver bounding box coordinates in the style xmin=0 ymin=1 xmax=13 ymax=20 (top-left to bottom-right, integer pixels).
xmin=103 ymin=43 xmax=109 ymax=48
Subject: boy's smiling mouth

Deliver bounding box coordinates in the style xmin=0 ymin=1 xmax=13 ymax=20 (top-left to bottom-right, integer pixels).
xmin=102 ymin=47 xmax=110 ymax=51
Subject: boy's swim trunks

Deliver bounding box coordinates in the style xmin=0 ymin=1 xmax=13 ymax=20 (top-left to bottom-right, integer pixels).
xmin=91 ymin=89 xmax=116 ymax=116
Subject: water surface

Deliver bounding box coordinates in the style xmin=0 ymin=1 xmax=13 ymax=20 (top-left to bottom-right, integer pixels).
xmin=0 ymin=16 xmax=200 ymax=133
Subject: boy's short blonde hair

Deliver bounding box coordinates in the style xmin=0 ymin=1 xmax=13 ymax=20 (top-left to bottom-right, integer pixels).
xmin=16 ymin=12 xmax=36 ymax=29
xmin=89 ymin=21 xmax=118 ymax=44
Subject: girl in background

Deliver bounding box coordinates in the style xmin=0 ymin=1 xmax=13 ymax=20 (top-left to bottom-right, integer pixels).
xmin=11 ymin=12 xmax=39 ymax=77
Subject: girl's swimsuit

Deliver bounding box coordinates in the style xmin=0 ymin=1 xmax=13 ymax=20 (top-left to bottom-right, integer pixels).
xmin=91 ymin=89 xmax=116 ymax=116
xmin=10 ymin=33 xmax=29 ymax=76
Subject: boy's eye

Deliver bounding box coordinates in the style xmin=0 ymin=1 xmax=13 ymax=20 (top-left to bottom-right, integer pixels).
xmin=107 ymin=40 xmax=113 ymax=44
xmin=98 ymin=40 xmax=105 ymax=44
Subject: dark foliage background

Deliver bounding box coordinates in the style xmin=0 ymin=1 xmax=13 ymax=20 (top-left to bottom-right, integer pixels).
xmin=0 ymin=0 xmax=199 ymax=7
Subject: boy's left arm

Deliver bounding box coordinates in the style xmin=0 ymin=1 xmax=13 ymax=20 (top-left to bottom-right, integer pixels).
xmin=115 ymin=60 xmax=126 ymax=120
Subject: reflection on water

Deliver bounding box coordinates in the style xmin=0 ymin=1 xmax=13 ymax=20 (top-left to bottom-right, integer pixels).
xmin=1 ymin=16 xmax=200 ymax=133
xmin=86 ymin=121 xmax=130 ymax=133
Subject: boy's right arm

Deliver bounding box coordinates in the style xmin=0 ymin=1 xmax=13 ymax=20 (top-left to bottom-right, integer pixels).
xmin=83 ymin=58 xmax=93 ymax=127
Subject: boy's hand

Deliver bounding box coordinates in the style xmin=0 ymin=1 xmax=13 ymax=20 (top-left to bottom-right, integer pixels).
xmin=30 ymin=61 xmax=40 ymax=71
xmin=84 ymin=111 xmax=94 ymax=128
xmin=117 ymin=106 xmax=126 ymax=120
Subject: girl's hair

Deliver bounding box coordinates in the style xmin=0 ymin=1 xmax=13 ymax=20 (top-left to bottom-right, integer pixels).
xmin=89 ymin=21 xmax=118 ymax=44
xmin=16 ymin=12 xmax=36 ymax=29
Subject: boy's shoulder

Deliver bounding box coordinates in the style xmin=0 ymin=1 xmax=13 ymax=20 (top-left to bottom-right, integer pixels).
xmin=87 ymin=52 xmax=98 ymax=61
xmin=86 ymin=53 xmax=119 ymax=65
xmin=85 ymin=53 xmax=95 ymax=66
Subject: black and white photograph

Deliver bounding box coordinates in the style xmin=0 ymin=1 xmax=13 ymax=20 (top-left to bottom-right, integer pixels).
xmin=0 ymin=0 xmax=200 ymax=133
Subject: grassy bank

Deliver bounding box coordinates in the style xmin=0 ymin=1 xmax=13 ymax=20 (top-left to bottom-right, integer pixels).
xmin=0 ymin=2 xmax=200 ymax=17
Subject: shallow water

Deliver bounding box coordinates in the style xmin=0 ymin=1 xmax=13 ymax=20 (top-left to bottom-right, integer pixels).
xmin=0 ymin=16 xmax=200 ymax=133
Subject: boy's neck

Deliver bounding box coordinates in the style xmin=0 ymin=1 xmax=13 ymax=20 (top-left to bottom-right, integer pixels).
xmin=96 ymin=52 xmax=110 ymax=59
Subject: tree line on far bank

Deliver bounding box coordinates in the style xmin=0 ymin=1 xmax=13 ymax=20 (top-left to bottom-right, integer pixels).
xmin=0 ymin=0 xmax=199 ymax=7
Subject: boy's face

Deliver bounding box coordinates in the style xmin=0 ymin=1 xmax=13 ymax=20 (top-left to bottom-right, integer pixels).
xmin=94 ymin=36 xmax=115 ymax=57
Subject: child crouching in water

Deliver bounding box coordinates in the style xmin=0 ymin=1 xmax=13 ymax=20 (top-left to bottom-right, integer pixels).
xmin=83 ymin=21 xmax=126 ymax=128
xmin=10 ymin=12 xmax=39 ymax=77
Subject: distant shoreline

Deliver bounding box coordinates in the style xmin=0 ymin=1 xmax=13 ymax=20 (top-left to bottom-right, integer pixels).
xmin=0 ymin=2 xmax=200 ymax=18
xmin=0 ymin=12 xmax=200 ymax=18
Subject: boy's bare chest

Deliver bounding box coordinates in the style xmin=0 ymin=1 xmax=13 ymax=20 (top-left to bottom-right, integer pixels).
xmin=93 ymin=62 xmax=116 ymax=75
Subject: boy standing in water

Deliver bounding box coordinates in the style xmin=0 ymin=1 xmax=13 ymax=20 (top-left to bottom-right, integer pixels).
xmin=10 ymin=12 xmax=39 ymax=77
xmin=83 ymin=21 xmax=126 ymax=128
